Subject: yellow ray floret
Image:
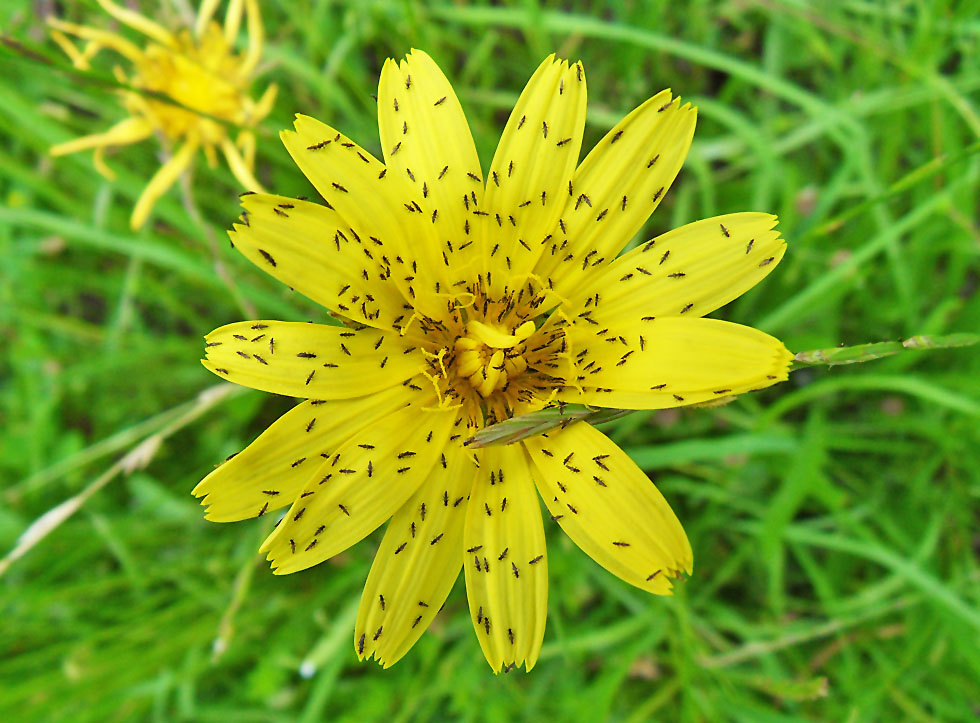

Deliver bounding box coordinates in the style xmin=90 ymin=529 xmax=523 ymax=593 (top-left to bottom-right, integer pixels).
xmin=279 ymin=115 xmax=448 ymax=319
xmin=463 ymin=444 xmax=549 ymax=673
xmin=567 ymin=212 xmax=786 ymax=320
xmin=559 ymin=317 xmax=791 ymax=409
xmin=481 ymin=56 xmax=588 ymax=293
xmin=355 ymin=432 xmax=478 ymax=667
xmin=260 ymin=403 xmax=459 ymax=575
xmin=376 ymin=50 xmax=486 ymax=284
xmin=541 ymin=90 xmax=697 ymax=293
xmin=202 ymin=321 xmax=425 ymax=399
xmin=524 ymin=423 xmax=693 ymax=594
xmin=228 ymin=193 xmax=414 ymax=333
xmin=193 ymin=384 xmax=426 ymax=522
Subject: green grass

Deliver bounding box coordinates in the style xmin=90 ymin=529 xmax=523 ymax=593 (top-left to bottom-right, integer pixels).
xmin=2 ymin=0 xmax=980 ymax=720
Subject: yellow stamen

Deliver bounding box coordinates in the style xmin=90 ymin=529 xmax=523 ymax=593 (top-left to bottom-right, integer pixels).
xmin=467 ymin=319 xmax=534 ymax=349
xmin=478 ymin=350 xmax=506 ymax=397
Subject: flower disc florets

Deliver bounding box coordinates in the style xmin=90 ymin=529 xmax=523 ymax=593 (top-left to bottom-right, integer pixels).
xmin=127 ymin=24 xmax=262 ymax=145
xmin=413 ymin=289 xmax=566 ymax=427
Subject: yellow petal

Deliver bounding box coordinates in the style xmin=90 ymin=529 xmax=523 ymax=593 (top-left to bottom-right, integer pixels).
xmin=202 ymin=321 xmax=425 ymax=399
xmin=236 ymin=130 xmax=256 ymax=170
xmin=355 ymin=427 xmax=478 ymax=667
xmin=49 ymin=28 xmax=90 ymax=69
xmin=47 ymin=17 xmax=143 ymax=62
xmin=223 ymin=0 xmax=244 ymax=45
xmin=252 ymin=83 xmax=278 ymax=122
xmin=50 ymin=116 xmax=153 ymax=157
xmin=195 ymin=0 xmax=221 ymax=39
xmin=193 ymin=384 xmax=424 ymax=522
xmin=260 ymin=403 xmax=459 ymax=575
xmin=220 ymin=136 xmax=264 ymax=192
xmin=239 ymin=0 xmax=264 ymax=78
xmin=524 ymin=422 xmax=692 ymax=593
xmin=95 ymin=0 xmax=175 ymax=47
xmin=539 ymin=91 xmax=697 ymax=295
xmin=559 ymin=316 xmax=792 ymax=409
xmin=463 ymin=444 xmax=548 ymax=673
xmin=280 ymin=115 xmax=444 ymax=319
xmin=92 ymin=145 xmax=115 ymax=180
xmin=130 ymin=138 xmax=198 ymax=229
xmin=565 ymin=213 xmax=786 ymax=320
xmin=229 ymin=194 xmax=413 ymax=332
xmin=377 ymin=50 xmax=484 ymax=289
xmin=202 ymin=142 xmax=219 ymax=170
xmin=482 ymin=56 xmax=587 ymax=295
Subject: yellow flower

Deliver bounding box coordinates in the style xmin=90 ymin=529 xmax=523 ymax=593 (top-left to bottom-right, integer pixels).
xmin=48 ymin=0 xmax=277 ymax=229
xmin=193 ymin=51 xmax=792 ymax=672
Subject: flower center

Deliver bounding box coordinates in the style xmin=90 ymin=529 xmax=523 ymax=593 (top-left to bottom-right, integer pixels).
xmin=453 ymin=320 xmax=536 ymax=398
xmin=128 ymin=25 xmax=255 ymax=142
xmin=410 ymin=286 xmax=569 ymax=428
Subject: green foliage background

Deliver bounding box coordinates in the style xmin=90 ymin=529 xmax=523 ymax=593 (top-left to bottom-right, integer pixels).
xmin=2 ymin=1 xmax=979 ymax=720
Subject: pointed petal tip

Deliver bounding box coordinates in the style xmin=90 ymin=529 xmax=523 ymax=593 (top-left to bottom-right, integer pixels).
xmin=268 ymin=553 xmax=290 ymax=574
xmin=532 ymin=52 xmax=559 ymax=71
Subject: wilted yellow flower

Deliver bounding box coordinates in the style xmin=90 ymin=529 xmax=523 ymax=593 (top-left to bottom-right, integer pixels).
xmin=193 ymin=51 xmax=792 ymax=672
xmin=48 ymin=0 xmax=276 ymax=229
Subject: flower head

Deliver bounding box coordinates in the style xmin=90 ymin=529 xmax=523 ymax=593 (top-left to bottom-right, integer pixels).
xmin=193 ymin=51 xmax=792 ymax=672
xmin=49 ymin=0 xmax=277 ymax=229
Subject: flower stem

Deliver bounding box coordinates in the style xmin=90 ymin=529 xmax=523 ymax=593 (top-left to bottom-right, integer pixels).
xmin=791 ymin=333 xmax=980 ymax=368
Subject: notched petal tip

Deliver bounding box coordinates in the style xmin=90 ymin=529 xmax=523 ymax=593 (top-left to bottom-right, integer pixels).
xmin=201 ymin=508 xmax=231 ymax=522
xmin=190 ymin=473 xmax=214 ymax=498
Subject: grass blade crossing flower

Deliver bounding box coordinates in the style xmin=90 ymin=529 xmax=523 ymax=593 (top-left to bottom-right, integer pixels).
xmin=48 ymin=0 xmax=277 ymax=229
xmin=193 ymin=50 xmax=793 ymax=673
